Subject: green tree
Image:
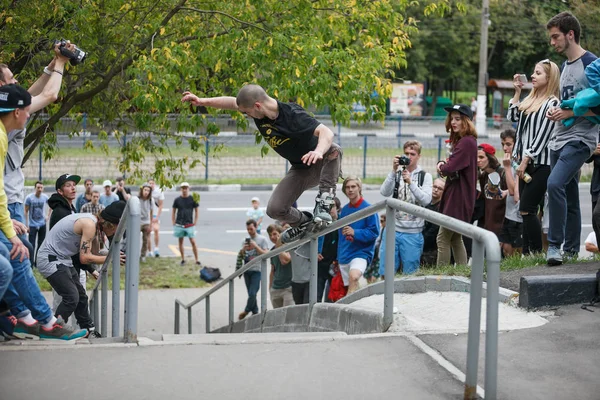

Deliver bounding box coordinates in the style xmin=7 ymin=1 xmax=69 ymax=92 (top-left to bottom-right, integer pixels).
xmin=0 ymin=0 xmax=454 ymax=185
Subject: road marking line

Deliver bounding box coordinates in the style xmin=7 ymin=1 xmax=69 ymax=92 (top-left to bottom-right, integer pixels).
xmin=406 ymin=335 xmax=485 ymax=399
xmin=168 ymin=244 xmax=236 ymax=257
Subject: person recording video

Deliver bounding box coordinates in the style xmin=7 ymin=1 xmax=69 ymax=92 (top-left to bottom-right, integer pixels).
xmin=379 ymin=140 xmax=432 ymax=276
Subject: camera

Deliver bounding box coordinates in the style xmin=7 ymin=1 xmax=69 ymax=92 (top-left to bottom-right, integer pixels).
xmin=53 ymin=39 xmax=87 ymax=66
xmin=396 ymin=155 xmax=410 ymax=166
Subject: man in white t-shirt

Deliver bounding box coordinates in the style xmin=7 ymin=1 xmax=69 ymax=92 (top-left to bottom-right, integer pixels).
xmin=148 ymin=179 xmax=165 ymax=257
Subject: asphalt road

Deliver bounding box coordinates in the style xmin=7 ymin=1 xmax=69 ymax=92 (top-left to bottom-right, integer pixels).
xmin=150 ymin=185 xmax=595 ymax=263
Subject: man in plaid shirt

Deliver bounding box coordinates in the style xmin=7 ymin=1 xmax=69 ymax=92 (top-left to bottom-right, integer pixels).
xmin=81 ymin=191 xmax=104 ymax=215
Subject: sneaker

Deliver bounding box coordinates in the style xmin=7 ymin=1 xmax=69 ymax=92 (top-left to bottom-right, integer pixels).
xmin=154 ymin=248 xmax=160 ymax=258
xmin=0 ymin=315 xmax=17 ymax=338
xmin=313 ymin=191 xmax=334 ymax=224
xmin=146 ymin=251 xmax=153 ymax=257
xmin=13 ymin=319 xmax=40 ymax=339
xmin=196 ymin=261 xmax=202 ymax=266
xmin=180 ymin=260 xmax=185 ymax=266
xmin=546 ymin=246 xmax=563 ymax=266
xmin=281 ymin=211 xmax=313 ymax=244
xmin=39 ymin=317 xmax=88 ymax=341
xmin=86 ymin=328 xmax=102 ymax=339
xmin=141 ymin=256 xmax=147 ymax=263
xmin=238 ymin=311 xmax=249 ymax=320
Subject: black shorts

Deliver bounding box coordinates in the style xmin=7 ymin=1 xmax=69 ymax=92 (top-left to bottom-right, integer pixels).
xmin=499 ymin=218 xmax=523 ymax=248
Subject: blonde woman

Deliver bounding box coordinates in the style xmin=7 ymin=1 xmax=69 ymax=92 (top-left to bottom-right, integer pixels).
xmin=508 ymin=59 xmax=560 ymax=255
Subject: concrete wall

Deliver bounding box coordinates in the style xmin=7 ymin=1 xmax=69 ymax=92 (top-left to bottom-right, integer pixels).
xmin=211 ymin=276 xmax=518 ymax=335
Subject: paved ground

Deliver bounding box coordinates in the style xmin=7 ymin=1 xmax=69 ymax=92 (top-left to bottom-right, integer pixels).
xmin=1 ymin=303 xmax=598 ymax=400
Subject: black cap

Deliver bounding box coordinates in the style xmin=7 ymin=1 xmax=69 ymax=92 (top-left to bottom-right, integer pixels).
xmin=100 ymin=201 xmax=126 ymax=224
xmin=0 ymin=84 xmax=32 ymax=112
xmin=444 ymin=104 xmax=474 ymax=121
xmin=55 ymin=174 xmax=81 ymax=191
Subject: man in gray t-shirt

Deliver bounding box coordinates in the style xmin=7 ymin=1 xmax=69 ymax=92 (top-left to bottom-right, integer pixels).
xmin=238 ymin=219 xmax=270 ymax=320
xmin=545 ymin=12 xmax=600 ymax=266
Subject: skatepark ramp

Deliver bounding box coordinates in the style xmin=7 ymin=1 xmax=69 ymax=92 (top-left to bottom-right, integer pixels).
xmin=174 ymin=198 xmax=503 ymax=400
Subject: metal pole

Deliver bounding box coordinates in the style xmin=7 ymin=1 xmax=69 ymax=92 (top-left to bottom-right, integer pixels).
xmin=112 ymin=242 xmax=121 ymax=337
xmin=205 ymin=297 xmax=210 ymax=333
xmin=476 ymin=0 xmax=490 ymax=135
xmin=174 ymin=302 xmax=180 ymax=334
xmin=309 ymin=238 xmax=318 ymax=305
xmin=205 ymin=138 xmax=209 ymax=181
xmin=100 ymin=269 xmax=108 ymax=337
xmin=362 ymin=135 xmax=367 ymax=179
xmin=485 ymin=243 xmax=500 ymax=400
xmin=397 ymin=117 xmax=402 ymax=148
xmin=260 ymin=259 xmax=268 ymax=313
xmin=464 ymin=240 xmax=485 ymax=400
xmin=124 ymin=197 xmax=141 ymax=343
xmin=38 ymin=143 xmax=42 ymax=181
xmin=437 ymin=136 xmax=443 ymax=165
xmin=383 ymin=205 xmax=396 ymax=329
xmin=91 ymin=289 xmax=99 ymax=329
xmin=229 ymin=280 xmax=234 ymax=326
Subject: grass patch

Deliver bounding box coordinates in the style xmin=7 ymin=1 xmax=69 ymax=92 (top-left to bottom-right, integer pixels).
xmin=33 ymin=257 xmax=209 ymax=291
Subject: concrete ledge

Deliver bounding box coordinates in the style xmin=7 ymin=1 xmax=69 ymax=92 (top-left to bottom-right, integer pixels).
xmin=519 ymin=274 xmax=598 ymax=309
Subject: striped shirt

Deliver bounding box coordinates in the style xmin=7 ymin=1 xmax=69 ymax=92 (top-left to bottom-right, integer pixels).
xmin=508 ymin=97 xmax=559 ymax=166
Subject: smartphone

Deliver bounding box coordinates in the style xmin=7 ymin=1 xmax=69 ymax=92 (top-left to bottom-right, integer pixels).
xmin=245 ymin=238 xmax=251 ymax=245
xmin=518 ymin=74 xmax=527 ymax=84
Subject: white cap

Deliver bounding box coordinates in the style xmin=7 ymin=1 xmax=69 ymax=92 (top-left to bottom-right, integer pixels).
xmin=180 ymin=182 xmax=190 ymax=188
xmin=251 ymin=197 xmax=260 ymax=202
xmin=103 ymin=180 xmax=112 ymax=187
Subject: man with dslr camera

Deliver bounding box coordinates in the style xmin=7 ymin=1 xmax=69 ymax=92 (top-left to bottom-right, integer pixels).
xmin=379 ymin=140 xmax=432 ymax=276
xmin=0 ymin=40 xmax=90 ymax=340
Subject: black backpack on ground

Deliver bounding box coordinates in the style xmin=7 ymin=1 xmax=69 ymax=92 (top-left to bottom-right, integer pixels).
xmin=199 ymin=266 xmax=222 ymax=283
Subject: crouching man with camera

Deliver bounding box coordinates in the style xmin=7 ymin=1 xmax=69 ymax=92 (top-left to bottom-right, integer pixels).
xmin=379 ymin=140 xmax=432 ymax=276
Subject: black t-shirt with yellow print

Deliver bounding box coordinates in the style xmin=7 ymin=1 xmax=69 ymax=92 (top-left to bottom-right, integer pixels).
xmin=253 ymin=101 xmax=320 ymax=168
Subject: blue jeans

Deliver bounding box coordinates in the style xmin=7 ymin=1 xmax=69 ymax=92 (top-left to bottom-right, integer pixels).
xmin=0 ymin=228 xmax=53 ymax=324
xmin=379 ymin=231 xmax=424 ymax=276
xmin=547 ymin=141 xmax=591 ymax=253
xmin=0 ymin=241 xmax=13 ymax=301
xmin=243 ymin=271 xmax=261 ymax=314
xmin=8 ymin=203 xmax=34 ymax=262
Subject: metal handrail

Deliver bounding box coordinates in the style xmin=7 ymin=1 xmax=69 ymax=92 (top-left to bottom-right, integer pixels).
xmin=88 ymin=197 xmax=141 ymax=343
xmin=173 ymin=198 xmax=501 ymax=400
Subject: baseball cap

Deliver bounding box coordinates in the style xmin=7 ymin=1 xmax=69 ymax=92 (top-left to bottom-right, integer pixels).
xmin=478 ymin=143 xmax=496 ymax=156
xmin=103 ymin=180 xmax=112 ymax=187
xmin=101 ymin=201 xmax=126 ymax=224
xmin=444 ymin=104 xmax=474 ymax=121
xmin=55 ymin=174 xmax=81 ymax=191
xmin=251 ymin=197 xmax=260 ymax=202
xmin=180 ymin=182 xmax=190 ymax=188
xmin=0 ymin=84 xmax=32 ymax=112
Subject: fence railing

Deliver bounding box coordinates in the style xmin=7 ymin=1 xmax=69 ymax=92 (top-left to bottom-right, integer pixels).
xmin=173 ymin=198 xmax=501 ymax=400
xmin=88 ymin=196 xmax=141 ymax=343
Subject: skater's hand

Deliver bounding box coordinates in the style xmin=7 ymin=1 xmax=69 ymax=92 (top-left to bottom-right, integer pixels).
xmin=342 ymin=226 xmax=354 ymax=237
xmin=8 ymin=236 xmax=28 ymax=262
xmin=92 ymin=270 xmax=100 ymax=280
xmin=301 ymin=150 xmax=323 ymax=166
xmin=12 ymin=219 xmax=28 ymax=235
xmin=181 ymin=91 xmax=203 ymax=106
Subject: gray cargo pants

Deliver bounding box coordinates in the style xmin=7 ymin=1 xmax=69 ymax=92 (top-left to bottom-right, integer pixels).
xmin=267 ymin=142 xmax=342 ymax=226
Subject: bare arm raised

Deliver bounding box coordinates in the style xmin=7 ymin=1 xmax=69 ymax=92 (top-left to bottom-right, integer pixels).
xmin=181 ymin=92 xmax=238 ymax=111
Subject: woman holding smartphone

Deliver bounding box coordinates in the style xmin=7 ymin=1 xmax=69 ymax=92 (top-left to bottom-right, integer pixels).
xmin=508 ymin=59 xmax=560 ymax=255
xmin=436 ymin=105 xmax=478 ymax=266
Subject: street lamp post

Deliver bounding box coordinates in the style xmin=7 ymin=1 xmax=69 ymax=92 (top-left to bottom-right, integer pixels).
xmin=476 ymin=0 xmax=490 ymax=136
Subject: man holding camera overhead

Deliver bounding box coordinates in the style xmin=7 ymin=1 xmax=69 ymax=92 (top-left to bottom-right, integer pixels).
xmin=379 ymin=140 xmax=432 ymax=276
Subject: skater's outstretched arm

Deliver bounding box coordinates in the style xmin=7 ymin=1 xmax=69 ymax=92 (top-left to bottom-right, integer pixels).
xmin=181 ymin=92 xmax=238 ymax=111
xmin=301 ymin=124 xmax=334 ymax=166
